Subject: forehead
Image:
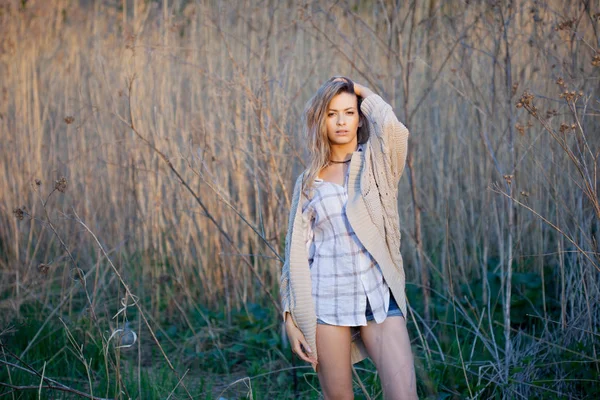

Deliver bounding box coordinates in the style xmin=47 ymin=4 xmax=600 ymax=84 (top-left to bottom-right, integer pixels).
xmin=328 ymin=91 xmax=358 ymax=110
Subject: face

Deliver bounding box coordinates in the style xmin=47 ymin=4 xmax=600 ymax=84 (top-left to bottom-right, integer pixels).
xmin=325 ymin=91 xmax=361 ymax=147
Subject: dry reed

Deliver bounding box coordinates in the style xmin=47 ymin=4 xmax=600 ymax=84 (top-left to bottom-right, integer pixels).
xmin=1 ymin=0 xmax=599 ymax=398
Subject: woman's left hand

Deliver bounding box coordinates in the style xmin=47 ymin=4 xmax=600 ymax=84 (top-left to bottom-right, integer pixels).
xmin=331 ymin=76 xmax=374 ymax=98
xmin=352 ymin=81 xmax=374 ymax=98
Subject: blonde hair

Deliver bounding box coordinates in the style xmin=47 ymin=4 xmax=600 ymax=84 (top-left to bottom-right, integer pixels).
xmin=301 ymin=77 xmax=369 ymax=196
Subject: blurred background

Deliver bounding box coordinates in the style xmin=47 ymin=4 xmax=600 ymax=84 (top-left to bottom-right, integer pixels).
xmin=0 ymin=0 xmax=599 ymax=398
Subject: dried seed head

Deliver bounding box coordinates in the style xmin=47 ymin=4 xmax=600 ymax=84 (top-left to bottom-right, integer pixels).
xmin=64 ymin=116 xmax=75 ymax=124
xmin=517 ymin=91 xmax=535 ymax=109
xmin=560 ymin=90 xmax=581 ymax=102
xmin=13 ymin=208 xmax=24 ymax=220
xmin=503 ymin=174 xmax=513 ymax=185
xmin=125 ymin=33 xmax=136 ymax=50
xmin=546 ymin=109 xmax=558 ymax=118
xmin=559 ymin=123 xmax=571 ymax=134
xmin=35 ymin=179 xmax=41 ymax=186
xmin=555 ymin=18 xmax=576 ymax=31
xmin=38 ymin=263 xmax=50 ymax=274
xmin=55 ymin=177 xmax=67 ymax=192
xmin=515 ymin=123 xmax=525 ymax=136
xmin=556 ymin=77 xmax=565 ymax=87
xmin=512 ymin=82 xmax=519 ymax=96
xmin=520 ymin=191 xmax=529 ymax=197
xmin=593 ymin=54 xmax=600 ymax=67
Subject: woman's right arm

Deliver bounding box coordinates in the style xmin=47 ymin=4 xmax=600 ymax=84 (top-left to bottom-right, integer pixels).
xmin=280 ymin=174 xmax=317 ymax=367
xmin=279 ymin=175 xmax=304 ymax=321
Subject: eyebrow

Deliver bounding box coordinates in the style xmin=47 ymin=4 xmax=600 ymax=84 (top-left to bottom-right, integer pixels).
xmin=327 ymin=107 xmax=357 ymax=112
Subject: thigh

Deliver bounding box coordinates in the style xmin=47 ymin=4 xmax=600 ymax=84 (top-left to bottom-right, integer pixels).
xmin=359 ymin=316 xmax=417 ymax=399
xmin=316 ymin=324 xmax=354 ymax=400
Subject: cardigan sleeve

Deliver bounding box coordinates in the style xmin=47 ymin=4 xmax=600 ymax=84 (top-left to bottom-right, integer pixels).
xmin=280 ymin=173 xmax=304 ymax=322
xmin=360 ymin=94 xmax=410 ymax=182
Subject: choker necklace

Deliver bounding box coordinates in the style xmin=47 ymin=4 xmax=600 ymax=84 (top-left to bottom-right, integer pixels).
xmin=329 ymin=159 xmax=351 ymax=164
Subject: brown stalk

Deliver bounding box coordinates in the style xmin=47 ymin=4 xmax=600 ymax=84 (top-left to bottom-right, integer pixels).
xmin=490 ymin=184 xmax=600 ymax=273
xmin=521 ymin=96 xmax=600 ymax=219
xmin=401 ymin=0 xmax=430 ymax=322
xmin=119 ymin=74 xmax=282 ymax=311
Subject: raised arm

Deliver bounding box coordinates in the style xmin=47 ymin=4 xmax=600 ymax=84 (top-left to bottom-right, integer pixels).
xmin=355 ymin=82 xmax=410 ymax=183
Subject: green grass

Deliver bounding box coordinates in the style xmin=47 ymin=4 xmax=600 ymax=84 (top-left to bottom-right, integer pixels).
xmin=2 ymin=263 xmax=598 ymax=399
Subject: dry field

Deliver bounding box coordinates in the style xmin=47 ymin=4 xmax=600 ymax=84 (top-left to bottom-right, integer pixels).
xmin=0 ymin=0 xmax=599 ymax=398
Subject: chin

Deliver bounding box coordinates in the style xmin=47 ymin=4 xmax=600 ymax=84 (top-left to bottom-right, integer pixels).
xmin=332 ymin=138 xmax=355 ymax=145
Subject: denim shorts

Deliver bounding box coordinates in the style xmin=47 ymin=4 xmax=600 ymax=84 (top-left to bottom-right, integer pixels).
xmin=316 ymin=291 xmax=403 ymax=325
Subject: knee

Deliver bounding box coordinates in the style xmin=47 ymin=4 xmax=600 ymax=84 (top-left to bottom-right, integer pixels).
xmin=320 ymin=372 xmax=354 ymax=400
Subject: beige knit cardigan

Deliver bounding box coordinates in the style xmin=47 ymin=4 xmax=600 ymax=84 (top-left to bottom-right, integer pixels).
xmin=280 ymin=94 xmax=410 ymax=366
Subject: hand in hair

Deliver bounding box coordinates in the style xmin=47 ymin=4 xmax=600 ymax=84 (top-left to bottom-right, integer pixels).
xmin=352 ymin=82 xmax=374 ymax=99
xmin=330 ymin=76 xmax=374 ymax=99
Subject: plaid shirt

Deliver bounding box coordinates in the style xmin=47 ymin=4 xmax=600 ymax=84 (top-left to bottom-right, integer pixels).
xmin=302 ymin=146 xmax=390 ymax=326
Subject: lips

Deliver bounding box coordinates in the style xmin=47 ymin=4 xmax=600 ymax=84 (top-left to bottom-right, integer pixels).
xmin=336 ymin=130 xmax=349 ymax=134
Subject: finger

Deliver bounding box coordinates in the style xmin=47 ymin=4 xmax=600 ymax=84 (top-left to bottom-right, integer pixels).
xmin=331 ymin=76 xmax=350 ymax=84
xmin=299 ymin=338 xmax=312 ymax=354
xmin=300 ymin=340 xmax=318 ymax=364
xmin=353 ymin=82 xmax=364 ymax=94
xmin=293 ymin=342 xmax=315 ymax=364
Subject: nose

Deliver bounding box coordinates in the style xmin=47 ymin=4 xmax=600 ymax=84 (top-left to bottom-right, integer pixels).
xmin=336 ymin=114 xmax=346 ymax=126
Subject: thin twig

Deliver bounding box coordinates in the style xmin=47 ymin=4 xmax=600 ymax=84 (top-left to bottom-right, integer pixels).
xmin=70 ymin=210 xmax=194 ymax=400
xmin=490 ymin=184 xmax=600 ymax=272
xmin=0 ymin=382 xmax=110 ymax=400
xmin=0 ymin=360 xmax=109 ymax=400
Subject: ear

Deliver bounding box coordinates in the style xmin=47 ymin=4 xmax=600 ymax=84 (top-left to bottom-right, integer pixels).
xmin=358 ymin=115 xmax=364 ymax=128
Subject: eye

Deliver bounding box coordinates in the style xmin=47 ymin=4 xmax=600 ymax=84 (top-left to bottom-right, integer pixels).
xmin=328 ymin=112 xmax=336 ymax=117
xmin=347 ymin=111 xmax=355 ymax=115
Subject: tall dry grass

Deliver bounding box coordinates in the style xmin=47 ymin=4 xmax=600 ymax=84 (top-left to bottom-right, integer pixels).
xmin=0 ymin=0 xmax=599 ymax=398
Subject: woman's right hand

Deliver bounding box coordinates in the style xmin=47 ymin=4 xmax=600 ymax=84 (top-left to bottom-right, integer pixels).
xmin=285 ymin=313 xmax=318 ymax=367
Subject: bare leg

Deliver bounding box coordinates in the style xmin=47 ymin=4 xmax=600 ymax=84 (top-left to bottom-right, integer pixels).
xmin=359 ymin=316 xmax=417 ymax=399
xmin=316 ymin=324 xmax=354 ymax=400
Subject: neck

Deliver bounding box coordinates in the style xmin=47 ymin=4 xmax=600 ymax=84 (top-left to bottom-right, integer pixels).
xmin=330 ymin=139 xmax=358 ymax=161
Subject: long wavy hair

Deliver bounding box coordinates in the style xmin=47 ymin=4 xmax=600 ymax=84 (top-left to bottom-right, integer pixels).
xmin=301 ymin=77 xmax=369 ymax=196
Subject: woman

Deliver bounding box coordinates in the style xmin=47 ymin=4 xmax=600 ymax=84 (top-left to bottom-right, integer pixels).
xmin=280 ymin=76 xmax=417 ymax=399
